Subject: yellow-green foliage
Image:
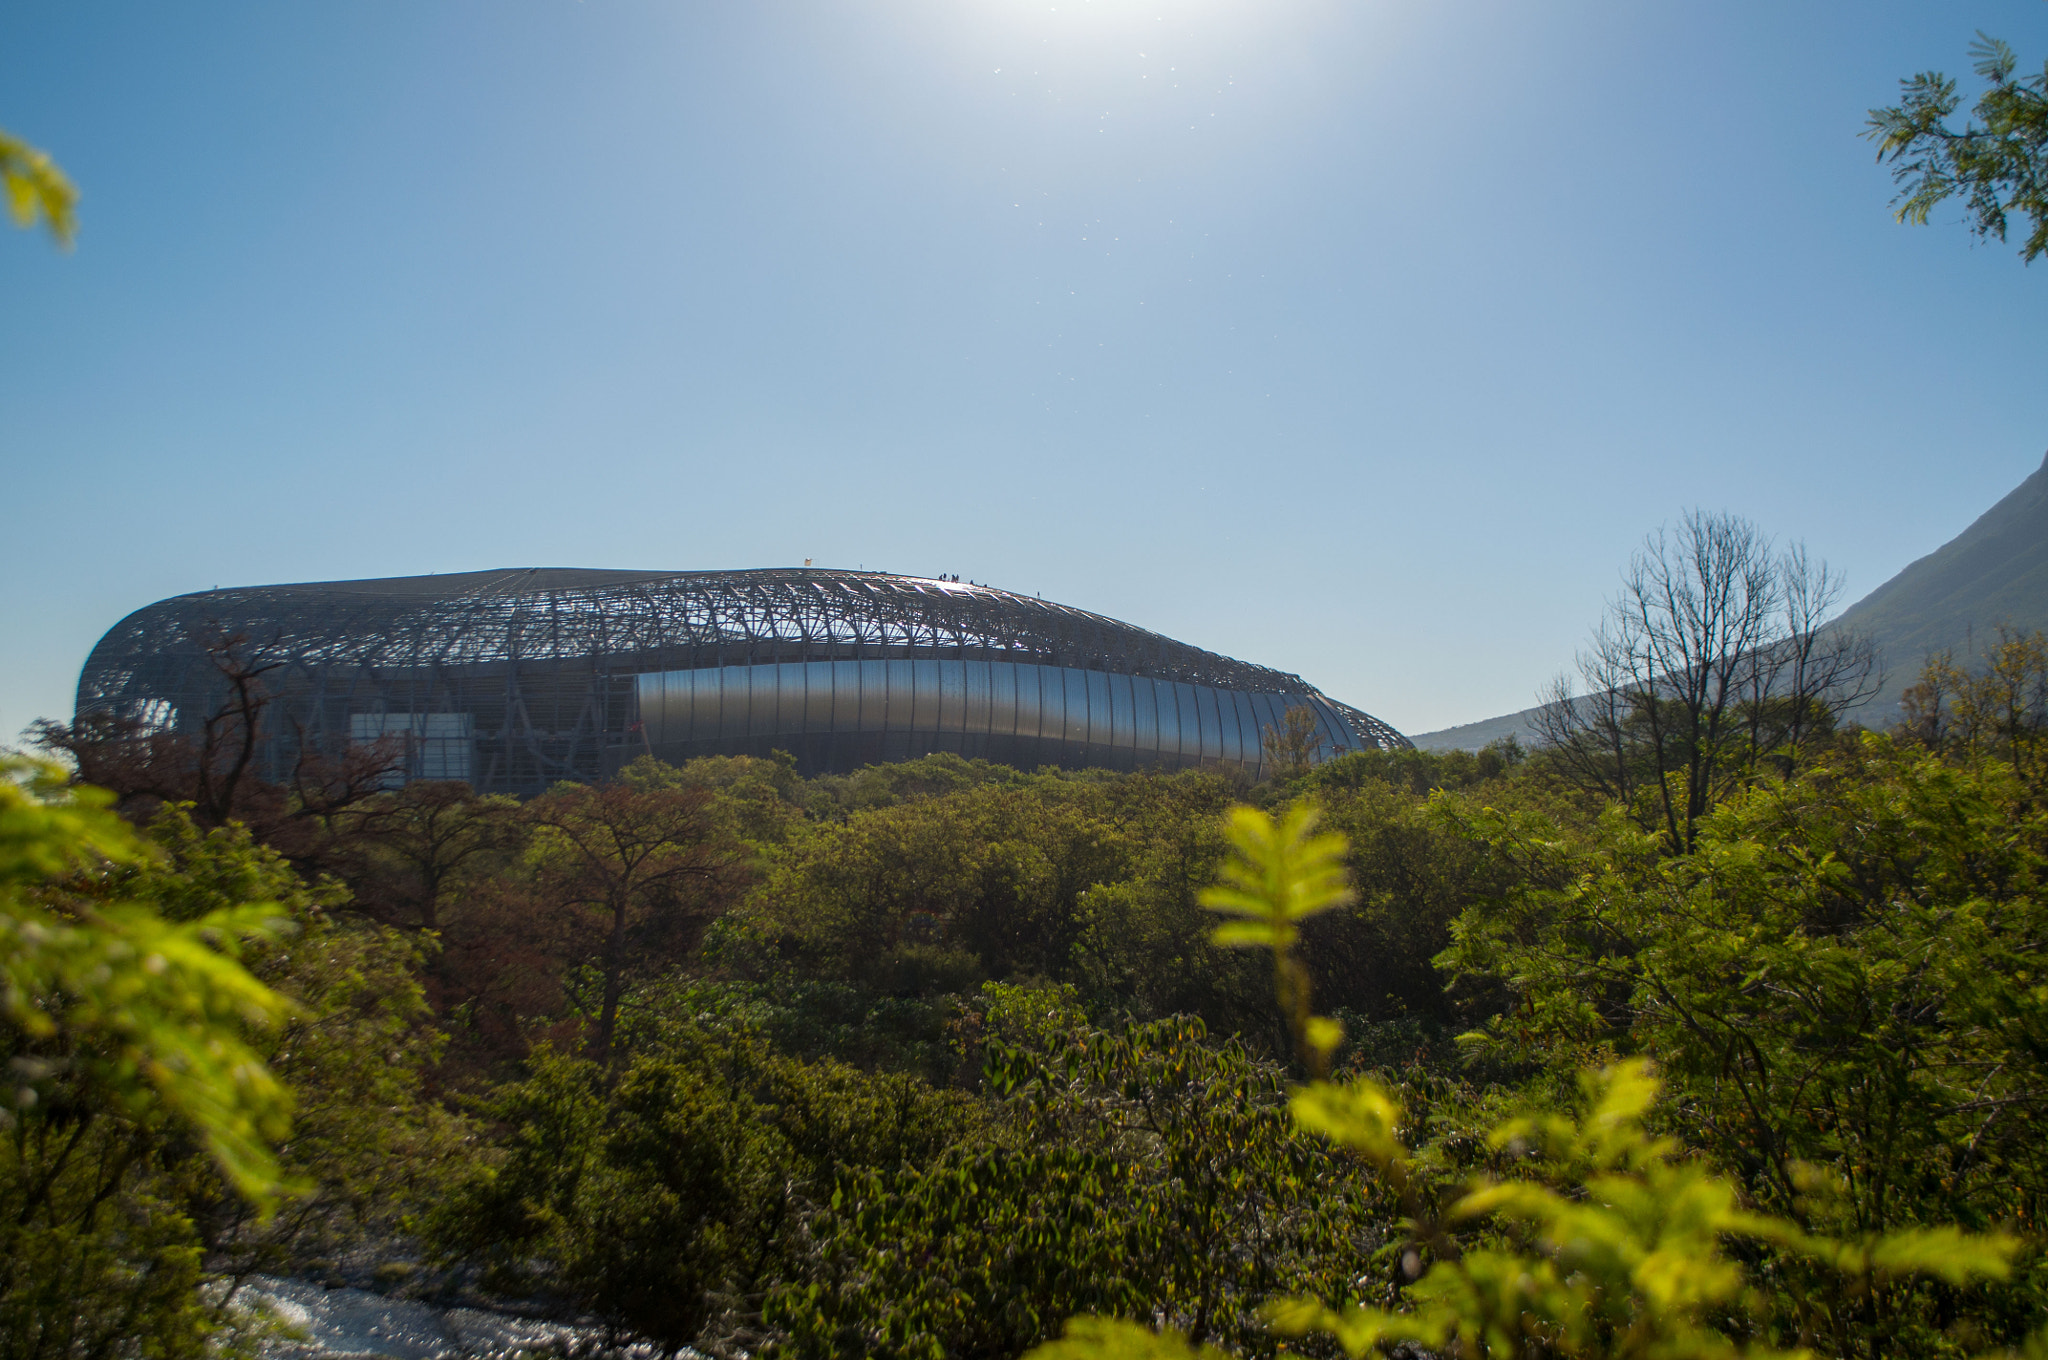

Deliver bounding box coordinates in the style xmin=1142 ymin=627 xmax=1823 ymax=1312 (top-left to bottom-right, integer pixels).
xmin=1199 ymin=803 xmax=1353 ymax=1073
xmin=1029 ymin=803 xmax=2031 ymax=1360
xmin=1276 ymin=1059 xmax=2016 ymax=1359
xmin=432 ymin=1030 xmax=983 ymax=1352
xmin=128 ymin=807 xmax=458 ymax=1280
xmin=0 ymin=127 xmax=75 ymax=244
xmin=1 ymin=758 xmax=301 ymax=1357
xmin=1 ymin=757 xmax=295 ymax=1202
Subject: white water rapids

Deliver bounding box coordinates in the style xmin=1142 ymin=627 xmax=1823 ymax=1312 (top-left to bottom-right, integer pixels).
xmin=239 ymin=1275 xmax=678 ymax=1359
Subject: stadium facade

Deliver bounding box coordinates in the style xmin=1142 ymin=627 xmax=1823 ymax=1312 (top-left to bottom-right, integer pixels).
xmin=75 ymin=567 xmax=1409 ymax=794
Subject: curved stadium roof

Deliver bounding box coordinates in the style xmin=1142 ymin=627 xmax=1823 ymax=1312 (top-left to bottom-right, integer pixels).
xmin=78 ymin=567 xmax=1408 ymax=791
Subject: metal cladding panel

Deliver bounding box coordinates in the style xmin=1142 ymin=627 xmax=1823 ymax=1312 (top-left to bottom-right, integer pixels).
xmin=763 ymin=662 xmax=792 ymax=737
xmin=1260 ymin=692 xmax=1297 ymax=754
xmin=906 ymin=660 xmax=924 ymax=733
xmin=1026 ymin=667 xmax=1051 ymax=745
xmin=1239 ymin=691 xmax=1270 ymax=752
xmin=1226 ymin=688 xmax=1253 ymax=764
xmin=1237 ymin=692 xmax=1269 ymax=773
xmin=1220 ymin=687 xmax=1245 ymax=763
xmin=962 ymin=660 xmax=991 ymax=738
xmin=1107 ymin=673 xmax=1136 ymax=752
xmin=897 ymin=660 xmax=921 ymax=733
xmin=938 ymin=659 xmax=967 ymax=734
xmin=1025 ymin=665 xmax=1057 ymax=745
xmin=713 ymin=668 xmax=739 ymax=740
xmin=1062 ymin=669 xmax=1090 ymax=747
xmin=1162 ymin=682 xmax=1190 ymax=762
xmin=1192 ymin=685 xmax=1218 ymax=761
xmin=1153 ymin=682 xmax=1179 ymax=762
xmin=899 ymin=660 xmax=923 ymax=733
xmin=1236 ymin=692 xmax=1269 ymax=766
xmin=1000 ymin=666 xmax=1029 ymax=741
xmin=687 ymin=670 xmax=711 ymax=744
xmin=721 ymin=668 xmax=750 ymax=741
xmin=639 ymin=671 xmax=667 ymax=742
xmin=913 ymin=659 xmax=941 ymax=734
xmin=880 ymin=663 xmax=901 ymax=740
xmin=804 ymin=662 xmax=835 ymax=734
xmin=1212 ymin=688 xmax=1241 ymax=765
xmin=638 ymin=658 xmax=1366 ymax=774
xmin=1155 ymin=679 xmax=1179 ymax=757
xmin=638 ymin=671 xmax=670 ymax=745
xmin=650 ymin=669 xmax=681 ymax=742
xmin=829 ymin=661 xmax=855 ymax=735
xmin=1308 ymin=697 xmax=1352 ymax=756
xmin=1130 ymin=677 xmax=1160 ymax=756
xmin=857 ymin=660 xmax=888 ymax=734
xmin=989 ymin=662 xmax=1019 ymax=738
xmin=1212 ymin=692 xmax=1245 ymax=766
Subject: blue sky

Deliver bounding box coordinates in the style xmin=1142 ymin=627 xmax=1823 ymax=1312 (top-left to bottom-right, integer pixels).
xmin=3 ymin=0 xmax=2045 ymax=744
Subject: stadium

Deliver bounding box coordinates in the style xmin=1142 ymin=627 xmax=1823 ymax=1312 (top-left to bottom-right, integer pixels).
xmin=75 ymin=567 xmax=1409 ymax=795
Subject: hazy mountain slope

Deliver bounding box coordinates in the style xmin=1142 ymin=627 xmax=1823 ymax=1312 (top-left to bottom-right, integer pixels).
xmin=1410 ymin=706 xmax=1547 ymax=753
xmin=1410 ymin=451 xmax=2048 ymax=750
xmin=1834 ymin=450 xmax=2048 ymax=719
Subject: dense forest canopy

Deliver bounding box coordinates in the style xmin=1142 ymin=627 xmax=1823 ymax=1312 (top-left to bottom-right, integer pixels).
xmin=7 ymin=612 xmax=2048 ymax=1358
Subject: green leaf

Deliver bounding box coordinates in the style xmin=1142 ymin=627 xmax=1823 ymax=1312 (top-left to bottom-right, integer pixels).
xmin=1290 ymin=1079 xmax=1404 ymax=1167
xmin=1198 ymin=804 xmax=1355 ymax=951
xmin=1021 ymin=1316 xmax=1233 ymax=1360
xmin=0 ymin=128 xmax=77 ymax=245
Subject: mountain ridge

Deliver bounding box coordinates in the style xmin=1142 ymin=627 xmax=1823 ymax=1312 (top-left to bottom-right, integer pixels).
xmin=1411 ymin=451 xmax=2048 ymax=751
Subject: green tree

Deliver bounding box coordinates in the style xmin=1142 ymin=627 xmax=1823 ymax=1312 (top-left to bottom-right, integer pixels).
xmin=1025 ymin=802 xmax=2033 ymax=1360
xmin=619 ymin=753 xmax=810 ymax=849
xmin=1898 ymin=627 xmax=2048 ymax=781
xmin=1870 ymin=32 xmax=2048 ymax=263
xmin=1535 ymin=512 xmax=1874 ymax=854
xmin=1439 ymin=732 xmax=2048 ymax=1354
xmin=432 ymin=1046 xmax=793 ymax=1352
xmin=1259 ymin=705 xmax=1328 ymax=781
xmin=1 ymin=759 xmax=297 ymax=1357
xmin=775 ymin=1014 xmax=1364 ymax=1360
xmin=433 ymin=1027 xmax=979 ymax=1355
xmin=121 ymin=808 xmax=458 ymax=1288
xmin=740 ymin=770 xmax=1243 ymax=999
xmin=524 ymin=780 xmax=748 ymax=1066
xmin=331 ymin=780 xmax=524 ymax=930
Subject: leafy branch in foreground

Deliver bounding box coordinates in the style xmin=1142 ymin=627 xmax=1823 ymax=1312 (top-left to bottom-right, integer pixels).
xmin=1028 ymin=802 xmax=2031 ymax=1360
xmin=1 ymin=756 xmax=297 ymax=1205
xmin=1868 ymin=31 xmax=2048 ymax=262
xmin=0 ymin=127 xmax=76 ymax=245
xmin=1197 ymin=803 xmax=1352 ymax=1077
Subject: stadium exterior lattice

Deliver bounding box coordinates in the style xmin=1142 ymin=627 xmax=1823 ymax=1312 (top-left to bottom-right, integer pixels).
xmin=75 ymin=568 xmax=1408 ymax=794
